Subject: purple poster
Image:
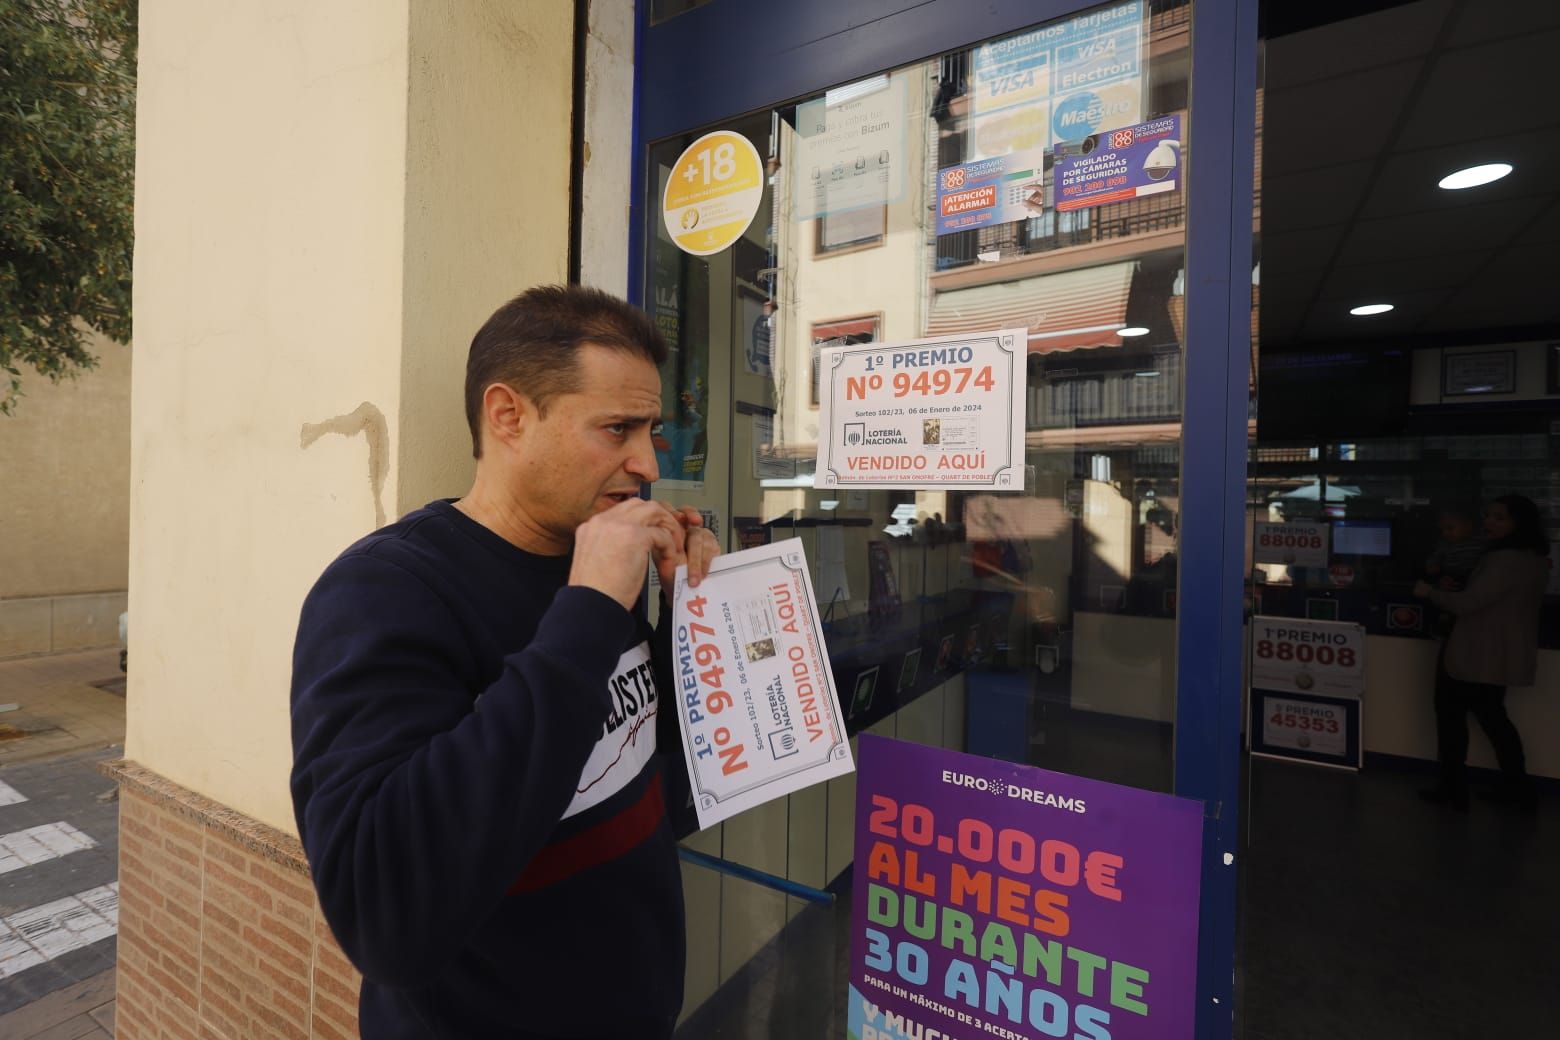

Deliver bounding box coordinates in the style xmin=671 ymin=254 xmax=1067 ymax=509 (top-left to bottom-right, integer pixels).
xmin=1054 ymin=115 xmax=1182 ymax=213
xmin=848 ymin=735 xmax=1203 ymax=1040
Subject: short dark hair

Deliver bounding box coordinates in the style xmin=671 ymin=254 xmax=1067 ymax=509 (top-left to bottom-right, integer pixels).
xmin=464 ymin=285 xmax=668 ymax=458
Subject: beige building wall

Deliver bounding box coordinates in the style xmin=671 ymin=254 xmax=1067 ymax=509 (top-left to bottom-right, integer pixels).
xmin=0 ymin=331 xmax=131 ymax=657
xmin=398 ymin=0 xmax=573 ymax=512
xmin=127 ymin=0 xmax=573 ymax=835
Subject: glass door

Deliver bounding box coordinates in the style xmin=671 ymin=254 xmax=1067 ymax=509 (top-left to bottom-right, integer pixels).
xmin=633 ymin=0 xmax=1256 ymax=1034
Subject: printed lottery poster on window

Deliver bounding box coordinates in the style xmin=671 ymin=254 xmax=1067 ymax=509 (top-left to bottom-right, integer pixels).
xmin=814 ymin=329 xmax=1028 ymax=491
xmin=672 ymin=539 xmax=854 ymax=830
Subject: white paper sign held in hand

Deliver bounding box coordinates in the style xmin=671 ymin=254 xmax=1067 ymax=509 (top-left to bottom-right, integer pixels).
xmin=672 ymin=538 xmax=854 ymax=829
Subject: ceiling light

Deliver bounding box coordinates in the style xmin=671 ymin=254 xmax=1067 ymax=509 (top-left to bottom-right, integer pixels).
xmin=1134 ymin=370 xmax=1161 ymax=378
xmin=1117 ymin=326 xmax=1150 ymax=337
xmin=1438 ymin=163 xmax=1512 ymax=190
xmin=1349 ymin=303 xmax=1394 ymax=316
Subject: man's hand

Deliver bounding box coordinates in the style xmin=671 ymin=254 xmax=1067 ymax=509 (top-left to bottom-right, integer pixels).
xmin=570 ymin=499 xmax=684 ymax=610
xmin=655 ymin=505 xmax=721 ymax=592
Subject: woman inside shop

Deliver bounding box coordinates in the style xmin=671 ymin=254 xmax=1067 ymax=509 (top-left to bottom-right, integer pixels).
xmin=1415 ymin=495 xmax=1550 ymax=809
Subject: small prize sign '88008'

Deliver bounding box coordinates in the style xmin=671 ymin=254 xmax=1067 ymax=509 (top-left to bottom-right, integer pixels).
xmin=814 ymin=329 xmax=1027 ymax=491
xmin=1248 ymin=616 xmax=1366 ymax=769
xmin=1252 ymin=520 xmax=1329 ymax=568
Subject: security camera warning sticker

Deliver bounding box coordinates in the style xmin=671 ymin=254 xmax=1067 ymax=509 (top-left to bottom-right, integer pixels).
xmin=1053 ymin=114 xmax=1181 ymax=212
xmin=672 ymin=539 xmax=854 ymax=830
xmin=934 ymin=150 xmax=1048 ymax=236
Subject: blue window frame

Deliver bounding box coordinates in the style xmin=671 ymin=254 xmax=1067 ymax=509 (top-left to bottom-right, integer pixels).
xmin=632 ymin=0 xmax=1258 ymax=1034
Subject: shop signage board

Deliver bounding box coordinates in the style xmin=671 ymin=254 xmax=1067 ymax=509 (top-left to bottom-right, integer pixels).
xmin=814 ymin=330 xmax=1027 ymax=491
xmin=793 ymin=75 xmax=908 ymax=221
xmin=662 ymin=129 xmax=764 ymax=257
xmin=1252 ymin=520 xmax=1329 ymax=568
xmin=1054 ymin=114 xmax=1182 ymax=212
xmin=1248 ymin=616 xmax=1365 ymax=770
xmin=672 ymin=539 xmax=854 ymax=829
xmin=969 ymin=1 xmax=1145 ymax=159
xmin=847 ymin=735 xmax=1202 ymax=1040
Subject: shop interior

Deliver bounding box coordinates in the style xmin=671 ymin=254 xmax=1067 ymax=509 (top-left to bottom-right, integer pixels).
xmin=1240 ymin=1 xmax=1558 ymax=1037
xmin=645 ymin=0 xmax=1559 ymax=1036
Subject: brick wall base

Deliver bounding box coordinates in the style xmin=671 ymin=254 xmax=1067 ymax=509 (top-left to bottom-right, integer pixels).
xmin=102 ymin=760 xmax=362 ymax=1039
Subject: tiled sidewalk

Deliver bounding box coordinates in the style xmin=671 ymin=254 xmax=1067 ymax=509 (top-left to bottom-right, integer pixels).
xmin=0 ymin=650 xmax=127 ymax=767
xmin=0 ymin=653 xmax=127 ymax=1036
xmin=0 ymin=967 xmax=115 ymax=1037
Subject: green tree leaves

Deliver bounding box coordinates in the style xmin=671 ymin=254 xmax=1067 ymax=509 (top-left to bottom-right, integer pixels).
xmin=0 ymin=0 xmax=136 ymax=414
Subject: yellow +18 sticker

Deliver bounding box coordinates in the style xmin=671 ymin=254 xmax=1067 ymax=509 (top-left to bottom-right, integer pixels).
xmin=662 ymin=130 xmax=764 ymax=257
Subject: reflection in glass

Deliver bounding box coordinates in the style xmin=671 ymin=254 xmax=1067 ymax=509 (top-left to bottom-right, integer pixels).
xmin=644 ymin=3 xmax=1193 ymax=1032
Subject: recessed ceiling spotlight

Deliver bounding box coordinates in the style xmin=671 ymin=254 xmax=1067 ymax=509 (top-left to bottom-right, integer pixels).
xmin=1438 ymin=163 xmax=1512 ymax=190
xmin=1117 ymin=326 xmax=1150 ymax=337
xmin=1349 ymin=303 xmax=1394 ymax=316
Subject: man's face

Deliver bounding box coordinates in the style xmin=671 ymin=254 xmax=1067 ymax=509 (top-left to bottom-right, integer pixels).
xmin=511 ymin=343 xmax=662 ymax=542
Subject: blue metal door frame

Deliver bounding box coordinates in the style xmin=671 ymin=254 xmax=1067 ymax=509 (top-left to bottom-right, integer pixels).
xmin=1174 ymin=0 xmax=1259 ymax=1034
xmin=631 ymin=0 xmax=1259 ymax=1034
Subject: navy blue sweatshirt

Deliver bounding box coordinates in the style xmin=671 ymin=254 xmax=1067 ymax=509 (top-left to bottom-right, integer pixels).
xmin=290 ymin=501 xmax=684 ymax=1038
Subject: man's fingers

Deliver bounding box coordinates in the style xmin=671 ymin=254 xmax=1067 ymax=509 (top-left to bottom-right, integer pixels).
xmin=686 ymin=528 xmax=720 ymax=587
xmin=652 ymin=503 xmax=703 ymax=529
xmin=614 ymin=499 xmax=687 ymax=551
xmin=644 ymin=525 xmax=678 ymax=560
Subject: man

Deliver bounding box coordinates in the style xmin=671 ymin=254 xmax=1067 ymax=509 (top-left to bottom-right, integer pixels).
xmin=290 ymin=285 xmax=718 ymax=1038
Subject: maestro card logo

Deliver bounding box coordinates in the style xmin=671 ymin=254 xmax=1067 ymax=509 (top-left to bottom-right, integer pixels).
xmin=1053 ymin=91 xmax=1105 ymax=141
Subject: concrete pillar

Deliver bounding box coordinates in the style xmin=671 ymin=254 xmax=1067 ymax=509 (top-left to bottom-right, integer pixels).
xmin=119 ymin=3 xmax=575 ymax=1032
xmin=128 ymin=0 xmax=572 ymax=830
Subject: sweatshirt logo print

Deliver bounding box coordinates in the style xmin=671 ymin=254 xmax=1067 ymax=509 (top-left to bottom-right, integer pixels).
xmin=561 ymin=642 xmax=658 ymax=820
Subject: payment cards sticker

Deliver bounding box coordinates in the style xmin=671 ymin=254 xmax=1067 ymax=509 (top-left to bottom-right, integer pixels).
xmin=672 ymin=539 xmax=854 ymax=829
xmin=663 ymin=130 xmax=764 ymax=257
